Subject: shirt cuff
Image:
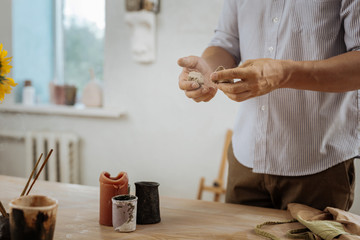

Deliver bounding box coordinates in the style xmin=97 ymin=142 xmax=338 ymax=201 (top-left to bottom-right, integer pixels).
xmin=208 ymin=30 xmax=241 ymax=65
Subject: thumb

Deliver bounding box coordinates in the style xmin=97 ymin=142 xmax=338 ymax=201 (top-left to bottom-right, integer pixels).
xmin=177 ymin=56 xmax=199 ymax=69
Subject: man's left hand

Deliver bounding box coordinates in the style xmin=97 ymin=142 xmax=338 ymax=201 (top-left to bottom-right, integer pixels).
xmin=210 ymin=58 xmax=291 ymax=102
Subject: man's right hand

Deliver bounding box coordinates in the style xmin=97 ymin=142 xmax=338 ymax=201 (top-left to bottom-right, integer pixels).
xmin=177 ymin=56 xmax=217 ymax=102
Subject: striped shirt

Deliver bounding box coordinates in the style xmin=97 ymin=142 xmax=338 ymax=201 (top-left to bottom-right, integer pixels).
xmin=209 ymin=0 xmax=360 ymax=176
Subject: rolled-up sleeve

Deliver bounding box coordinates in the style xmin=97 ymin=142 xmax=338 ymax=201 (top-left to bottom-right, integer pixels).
xmin=341 ymin=0 xmax=360 ymax=52
xmin=209 ymin=0 xmax=241 ymax=64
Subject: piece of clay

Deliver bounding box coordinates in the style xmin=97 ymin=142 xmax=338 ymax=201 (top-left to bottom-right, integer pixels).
xmin=212 ymin=66 xmax=234 ymax=84
xmin=187 ymin=71 xmax=204 ymax=85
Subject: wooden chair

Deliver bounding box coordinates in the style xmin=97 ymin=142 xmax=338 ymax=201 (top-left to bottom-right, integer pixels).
xmin=197 ymin=129 xmax=233 ymax=202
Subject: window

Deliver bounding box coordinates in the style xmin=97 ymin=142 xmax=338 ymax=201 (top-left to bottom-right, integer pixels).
xmin=12 ymin=0 xmax=105 ymax=104
xmin=13 ymin=0 xmax=55 ymax=103
xmin=61 ymin=0 xmax=105 ymax=99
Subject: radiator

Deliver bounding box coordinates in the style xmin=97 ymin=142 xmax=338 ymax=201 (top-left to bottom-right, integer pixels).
xmin=25 ymin=131 xmax=80 ymax=184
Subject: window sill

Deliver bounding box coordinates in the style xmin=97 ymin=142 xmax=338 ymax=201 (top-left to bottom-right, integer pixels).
xmin=0 ymin=104 xmax=126 ymax=119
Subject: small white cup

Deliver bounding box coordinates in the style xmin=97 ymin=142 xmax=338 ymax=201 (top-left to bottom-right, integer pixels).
xmin=112 ymin=194 xmax=137 ymax=232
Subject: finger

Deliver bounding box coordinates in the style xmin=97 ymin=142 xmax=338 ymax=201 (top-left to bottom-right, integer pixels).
xmin=193 ymin=95 xmax=209 ymax=102
xmin=177 ymin=56 xmax=197 ymax=68
xmin=193 ymin=88 xmax=216 ymax=102
xmin=185 ymin=88 xmax=205 ymax=99
xmin=179 ymin=71 xmax=200 ymax=90
xmin=202 ymin=92 xmax=216 ymax=102
xmin=179 ymin=79 xmax=200 ymax=91
xmin=217 ymin=82 xmax=248 ymax=94
xmin=185 ymin=85 xmax=213 ymax=99
xmin=225 ymin=91 xmax=253 ymax=102
xmin=177 ymin=56 xmax=208 ymax=73
xmin=210 ymin=68 xmax=249 ymax=82
xmin=193 ymin=93 xmax=212 ymax=102
xmin=241 ymin=59 xmax=255 ymax=67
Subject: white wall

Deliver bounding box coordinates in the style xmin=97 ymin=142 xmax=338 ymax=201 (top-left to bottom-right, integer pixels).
xmin=0 ymin=0 xmax=237 ymax=200
xmin=0 ymin=0 xmax=11 ymax=53
xmin=0 ymin=0 xmax=13 ymax=104
xmin=0 ymin=0 xmax=359 ymax=214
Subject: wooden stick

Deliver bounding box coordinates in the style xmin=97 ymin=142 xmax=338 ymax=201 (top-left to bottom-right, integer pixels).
xmin=26 ymin=149 xmax=53 ymax=196
xmin=0 ymin=201 xmax=7 ymax=217
xmin=21 ymin=153 xmax=43 ymax=197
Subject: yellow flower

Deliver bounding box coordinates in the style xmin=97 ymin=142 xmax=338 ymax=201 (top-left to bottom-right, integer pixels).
xmin=0 ymin=43 xmax=17 ymax=103
xmin=0 ymin=43 xmax=12 ymax=76
xmin=0 ymin=77 xmax=17 ymax=102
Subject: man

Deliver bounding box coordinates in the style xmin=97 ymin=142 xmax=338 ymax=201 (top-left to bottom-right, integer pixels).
xmin=178 ymin=0 xmax=360 ymax=210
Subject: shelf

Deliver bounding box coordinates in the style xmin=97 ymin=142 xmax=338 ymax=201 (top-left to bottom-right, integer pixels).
xmin=0 ymin=104 xmax=126 ymax=119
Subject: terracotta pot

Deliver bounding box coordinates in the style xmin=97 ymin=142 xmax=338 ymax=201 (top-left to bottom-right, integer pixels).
xmin=99 ymin=172 xmax=128 ymax=226
xmin=54 ymin=85 xmax=65 ymax=105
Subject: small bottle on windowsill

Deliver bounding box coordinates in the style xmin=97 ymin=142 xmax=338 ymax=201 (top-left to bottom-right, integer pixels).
xmin=22 ymin=80 xmax=35 ymax=106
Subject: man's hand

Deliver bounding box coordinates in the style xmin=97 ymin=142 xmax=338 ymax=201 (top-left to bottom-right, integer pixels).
xmin=178 ymin=56 xmax=218 ymax=102
xmin=210 ymin=58 xmax=291 ymax=102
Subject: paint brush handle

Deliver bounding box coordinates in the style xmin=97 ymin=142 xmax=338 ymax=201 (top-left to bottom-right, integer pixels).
xmin=21 ymin=153 xmax=43 ymax=196
xmin=0 ymin=201 xmax=8 ymax=217
xmin=26 ymin=149 xmax=53 ymax=196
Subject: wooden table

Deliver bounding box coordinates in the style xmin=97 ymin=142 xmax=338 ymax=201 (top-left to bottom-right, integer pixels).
xmin=0 ymin=175 xmax=296 ymax=239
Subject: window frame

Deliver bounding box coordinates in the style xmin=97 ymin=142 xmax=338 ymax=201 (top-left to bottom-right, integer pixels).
xmin=55 ymin=0 xmax=64 ymax=85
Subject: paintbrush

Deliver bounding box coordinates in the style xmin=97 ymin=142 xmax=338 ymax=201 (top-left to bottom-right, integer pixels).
xmin=0 ymin=201 xmax=7 ymax=217
xmin=25 ymin=149 xmax=53 ymax=196
xmin=21 ymin=153 xmax=43 ymax=197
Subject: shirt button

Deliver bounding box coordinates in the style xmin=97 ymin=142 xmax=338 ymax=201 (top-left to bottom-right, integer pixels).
xmin=268 ymin=46 xmax=274 ymax=52
xmin=273 ymin=17 xmax=279 ymax=23
xmin=261 ymin=105 xmax=266 ymax=111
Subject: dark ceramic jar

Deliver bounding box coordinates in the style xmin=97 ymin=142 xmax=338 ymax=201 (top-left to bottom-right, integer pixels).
xmin=135 ymin=181 xmax=161 ymax=224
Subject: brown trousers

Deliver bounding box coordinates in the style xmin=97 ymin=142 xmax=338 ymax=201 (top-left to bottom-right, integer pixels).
xmin=226 ymin=143 xmax=356 ymax=210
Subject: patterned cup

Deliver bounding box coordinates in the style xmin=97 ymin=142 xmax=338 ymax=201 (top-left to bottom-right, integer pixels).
xmin=112 ymin=194 xmax=137 ymax=232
